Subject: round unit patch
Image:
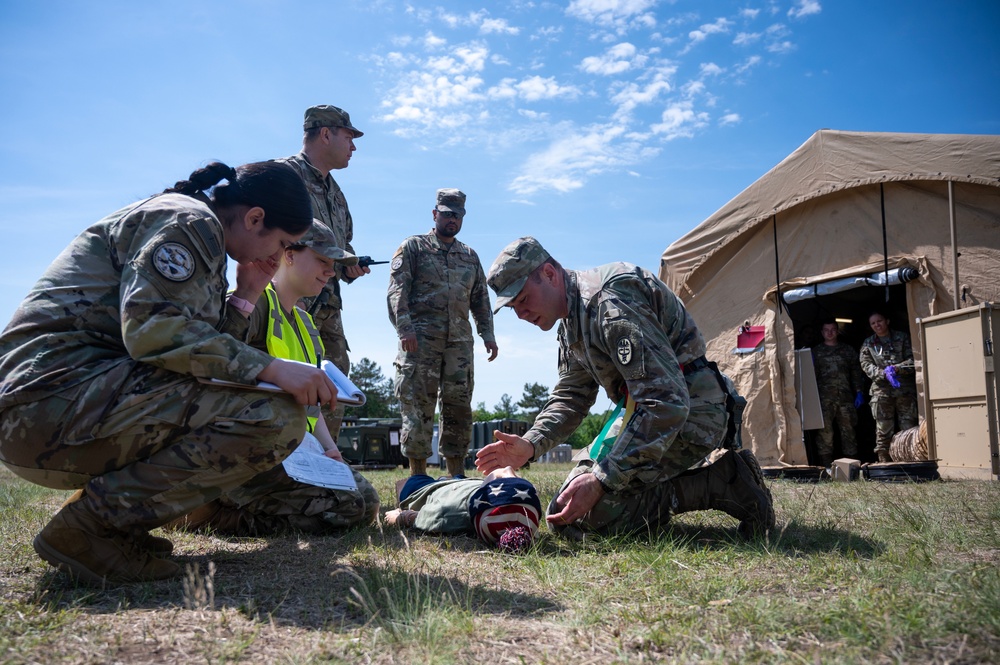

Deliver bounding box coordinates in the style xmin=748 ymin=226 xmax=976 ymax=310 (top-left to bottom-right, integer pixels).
xmin=153 ymin=242 xmax=196 ymax=281
xmin=617 ymin=337 xmax=633 ymax=365
xmin=390 ymin=256 xmax=404 ymax=271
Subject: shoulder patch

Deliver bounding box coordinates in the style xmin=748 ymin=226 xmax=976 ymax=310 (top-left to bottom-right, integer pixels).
xmin=606 ymin=318 xmax=645 ymax=380
xmin=152 ymin=242 xmax=196 ymax=281
xmin=391 ymin=256 xmax=404 ymax=271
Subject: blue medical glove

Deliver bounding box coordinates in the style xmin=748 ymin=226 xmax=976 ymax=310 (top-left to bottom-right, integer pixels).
xmin=885 ymin=365 xmax=901 ymax=388
xmin=854 ymin=391 xmax=864 ymax=409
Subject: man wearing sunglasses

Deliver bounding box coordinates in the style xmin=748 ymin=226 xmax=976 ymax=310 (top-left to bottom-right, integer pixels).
xmin=388 ymin=189 xmax=499 ymax=477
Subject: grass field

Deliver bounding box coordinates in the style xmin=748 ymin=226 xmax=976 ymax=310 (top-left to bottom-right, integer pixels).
xmin=1 ymin=464 xmax=998 ymax=664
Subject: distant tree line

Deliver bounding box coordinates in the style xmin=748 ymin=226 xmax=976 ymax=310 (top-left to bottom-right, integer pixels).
xmin=345 ymin=358 xmax=610 ymax=449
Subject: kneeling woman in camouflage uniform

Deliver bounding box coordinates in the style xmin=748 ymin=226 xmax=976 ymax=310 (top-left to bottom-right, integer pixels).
xmin=0 ymin=161 xmax=337 ymax=585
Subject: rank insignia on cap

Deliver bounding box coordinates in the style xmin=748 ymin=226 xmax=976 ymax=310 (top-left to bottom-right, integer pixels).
xmin=153 ymin=242 xmax=195 ymax=281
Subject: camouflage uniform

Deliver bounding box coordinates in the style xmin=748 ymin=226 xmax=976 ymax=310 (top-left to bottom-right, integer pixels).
xmin=0 ymin=193 xmax=307 ymax=533
xmin=859 ymin=330 xmax=918 ymax=457
xmin=220 ymin=287 xmax=379 ymax=532
xmin=523 ymin=264 xmax=728 ymax=535
xmin=276 ymin=151 xmax=354 ymax=436
xmin=812 ymin=342 xmax=864 ymax=462
xmin=387 ymin=232 xmax=495 ymax=460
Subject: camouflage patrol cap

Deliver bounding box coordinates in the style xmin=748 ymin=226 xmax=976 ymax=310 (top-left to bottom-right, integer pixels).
xmin=435 ymin=188 xmax=466 ymax=216
xmin=303 ymin=105 xmax=364 ymax=137
xmin=292 ymin=220 xmax=359 ymax=265
xmin=487 ymin=236 xmax=551 ymax=313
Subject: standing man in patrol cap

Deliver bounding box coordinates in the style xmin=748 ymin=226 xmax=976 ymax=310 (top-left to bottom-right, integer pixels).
xmin=278 ymin=105 xmax=370 ymax=440
xmin=387 ymin=189 xmax=499 ymax=478
xmin=476 ymin=237 xmax=774 ymax=541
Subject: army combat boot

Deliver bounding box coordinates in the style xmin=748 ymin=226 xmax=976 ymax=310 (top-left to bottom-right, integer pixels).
xmin=444 ymin=456 xmax=467 ymax=478
xmin=162 ymin=500 xmax=257 ymax=536
xmin=670 ymin=449 xmax=775 ymax=539
xmin=407 ymin=457 xmax=428 ymax=476
xmin=33 ymin=500 xmax=180 ymax=586
xmin=61 ymin=488 xmax=174 ymax=556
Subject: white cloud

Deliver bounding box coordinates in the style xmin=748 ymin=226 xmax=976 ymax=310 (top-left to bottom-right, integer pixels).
xmin=734 ymin=55 xmax=762 ymax=75
xmin=687 ymin=17 xmax=733 ymax=45
xmin=481 ymin=18 xmax=520 ymax=35
xmin=789 ymin=0 xmax=822 ymax=19
xmin=488 ymin=76 xmax=580 ymax=102
xmin=650 ymin=100 xmax=709 ymax=139
xmin=740 ymin=8 xmax=760 ymax=19
xmin=733 ymin=31 xmax=761 ymax=46
xmin=719 ymin=113 xmax=741 ymax=126
xmin=508 ymin=124 xmax=659 ymax=195
xmin=566 ymin=0 xmax=658 ymax=33
xmin=424 ymin=31 xmax=446 ymax=49
xmin=609 ymin=65 xmax=675 ymax=119
xmin=699 ymin=62 xmax=723 ymax=77
xmin=532 ymin=25 xmax=563 ymax=40
xmin=767 ymin=40 xmax=795 ymax=54
xmin=380 ymin=71 xmax=487 ymax=130
xmin=517 ymin=109 xmax=549 ymax=119
xmin=579 ymin=42 xmax=647 ymax=75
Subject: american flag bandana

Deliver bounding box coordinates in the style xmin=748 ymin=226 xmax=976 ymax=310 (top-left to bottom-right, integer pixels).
xmin=468 ymin=477 xmax=541 ymax=546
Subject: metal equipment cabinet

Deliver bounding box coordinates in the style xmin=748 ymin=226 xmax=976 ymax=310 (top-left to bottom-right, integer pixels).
xmin=917 ymin=303 xmax=999 ymax=480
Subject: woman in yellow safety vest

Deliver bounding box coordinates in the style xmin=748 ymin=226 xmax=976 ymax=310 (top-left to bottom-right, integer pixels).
xmin=250 ymin=220 xmax=358 ymax=459
xmin=165 ymin=219 xmax=380 ymax=536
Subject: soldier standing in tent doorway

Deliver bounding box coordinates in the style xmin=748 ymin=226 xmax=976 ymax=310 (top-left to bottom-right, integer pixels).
xmin=859 ymin=311 xmax=917 ymax=462
xmin=812 ymin=319 xmax=865 ymax=467
xmin=476 ymin=236 xmax=774 ymax=541
xmin=387 ymin=188 xmax=499 ymax=478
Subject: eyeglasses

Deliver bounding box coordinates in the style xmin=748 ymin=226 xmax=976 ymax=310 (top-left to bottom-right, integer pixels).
xmin=438 ymin=210 xmax=463 ymax=219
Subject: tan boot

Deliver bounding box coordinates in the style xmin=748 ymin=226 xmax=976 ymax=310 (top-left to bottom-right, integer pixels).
xmin=161 ymin=500 xmax=255 ymax=536
xmin=62 ymin=488 xmax=173 ymax=556
xmin=671 ymin=449 xmax=775 ymax=539
xmin=407 ymin=457 xmax=427 ymax=476
xmin=877 ymin=451 xmax=892 ymax=463
xmin=444 ymin=456 xmax=467 ymax=478
xmin=33 ymin=502 xmax=180 ymax=586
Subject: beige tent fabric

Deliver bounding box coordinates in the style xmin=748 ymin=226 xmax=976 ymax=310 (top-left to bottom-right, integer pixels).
xmin=661 ymin=130 xmax=1000 ymax=466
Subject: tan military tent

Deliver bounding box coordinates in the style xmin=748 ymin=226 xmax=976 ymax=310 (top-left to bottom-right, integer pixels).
xmin=659 ymin=130 xmax=1000 ymax=466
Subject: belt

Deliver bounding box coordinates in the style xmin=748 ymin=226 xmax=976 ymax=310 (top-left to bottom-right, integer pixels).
xmin=681 ymin=355 xmax=709 ymax=376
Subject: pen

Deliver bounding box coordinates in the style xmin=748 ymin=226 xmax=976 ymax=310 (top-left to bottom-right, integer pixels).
xmin=317 ymin=354 xmax=323 ymax=407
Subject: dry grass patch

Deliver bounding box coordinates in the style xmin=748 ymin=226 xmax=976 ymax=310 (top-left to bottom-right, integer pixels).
xmin=2 ymin=465 xmax=998 ymax=664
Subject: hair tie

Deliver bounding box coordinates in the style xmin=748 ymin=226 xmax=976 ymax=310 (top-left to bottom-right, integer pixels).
xmin=224 ymin=165 xmax=238 ymax=182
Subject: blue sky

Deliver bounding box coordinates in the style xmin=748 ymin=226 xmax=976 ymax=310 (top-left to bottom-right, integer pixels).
xmin=1 ymin=0 xmax=997 ymax=415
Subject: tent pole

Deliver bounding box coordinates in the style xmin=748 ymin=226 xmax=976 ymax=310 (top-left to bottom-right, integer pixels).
xmin=772 ymin=215 xmax=781 ymax=313
xmin=880 ymin=183 xmax=889 ymax=303
xmin=949 ymin=180 xmax=960 ymax=309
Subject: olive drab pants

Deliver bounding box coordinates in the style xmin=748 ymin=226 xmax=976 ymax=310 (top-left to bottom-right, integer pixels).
xmin=0 ymin=362 xmax=307 ymax=531
xmin=394 ymin=336 xmax=474 ymax=461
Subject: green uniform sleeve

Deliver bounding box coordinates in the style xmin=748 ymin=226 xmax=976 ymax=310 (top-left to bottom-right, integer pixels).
xmin=120 ymin=211 xmax=272 ymax=382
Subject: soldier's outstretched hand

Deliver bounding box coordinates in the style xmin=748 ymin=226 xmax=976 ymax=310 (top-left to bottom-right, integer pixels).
xmin=475 ymin=431 xmax=533 ymax=474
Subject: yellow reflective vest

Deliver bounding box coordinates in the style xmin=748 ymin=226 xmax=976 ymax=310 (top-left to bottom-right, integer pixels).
xmin=264 ymin=283 xmax=325 ymax=432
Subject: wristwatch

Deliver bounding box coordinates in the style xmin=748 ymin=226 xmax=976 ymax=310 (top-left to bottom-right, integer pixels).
xmin=227 ymin=294 xmax=255 ymax=316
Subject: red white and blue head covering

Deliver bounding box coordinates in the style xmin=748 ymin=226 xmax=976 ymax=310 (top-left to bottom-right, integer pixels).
xmin=468 ymin=477 xmax=541 ymax=550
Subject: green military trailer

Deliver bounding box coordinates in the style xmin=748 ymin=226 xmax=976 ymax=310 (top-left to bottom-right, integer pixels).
xmin=337 ymin=417 xmax=530 ymax=471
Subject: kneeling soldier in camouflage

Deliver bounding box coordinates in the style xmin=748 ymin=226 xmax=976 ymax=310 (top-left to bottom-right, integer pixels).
xmin=0 ymin=161 xmax=331 ymax=585
xmin=475 ymin=237 xmax=774 ymax=540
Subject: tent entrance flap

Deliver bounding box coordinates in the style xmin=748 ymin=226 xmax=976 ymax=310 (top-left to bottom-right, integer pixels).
xmin=782 ymin=267 xmax=920 ymax=305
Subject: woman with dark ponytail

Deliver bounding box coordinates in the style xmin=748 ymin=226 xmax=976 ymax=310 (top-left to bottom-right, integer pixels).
xmin=0 ymin=161 xmax=342 ymax=585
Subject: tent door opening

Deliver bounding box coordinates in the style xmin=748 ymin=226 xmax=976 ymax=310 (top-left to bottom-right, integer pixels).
xmin=783 ymin=279 xmax=912 ymax=465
